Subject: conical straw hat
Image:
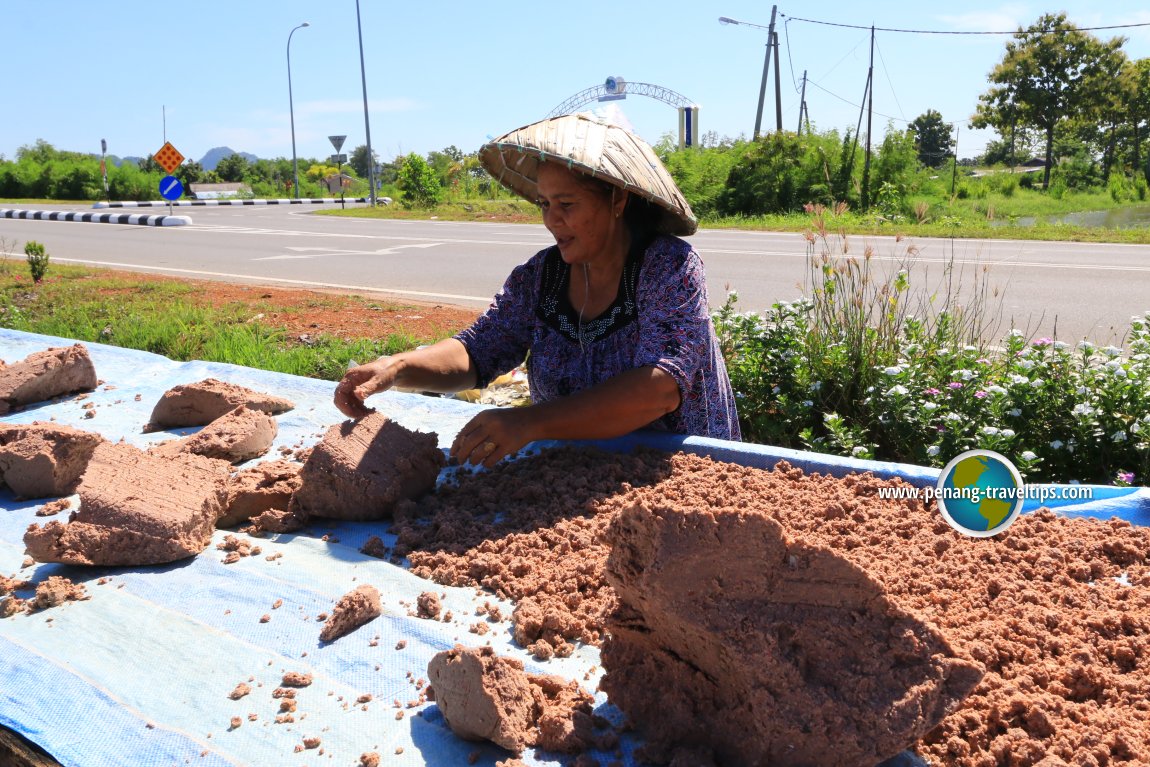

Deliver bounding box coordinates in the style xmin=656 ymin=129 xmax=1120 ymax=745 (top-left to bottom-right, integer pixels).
xmin=479 ymin=113 xmax=697 ymax=236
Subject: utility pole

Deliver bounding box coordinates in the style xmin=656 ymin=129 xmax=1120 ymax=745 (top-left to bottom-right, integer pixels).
xmin=796 ymin=71 xmax=808 ymax=135
xmin=951 ymin=125 xmax=960 ymax=196
xmin=753 ymin=5 xmax=778 ymax=139
xmin=861 ymin=25 xmax=875 ymax=211
xmin=772 ymin=29 xmax=782 ymax=132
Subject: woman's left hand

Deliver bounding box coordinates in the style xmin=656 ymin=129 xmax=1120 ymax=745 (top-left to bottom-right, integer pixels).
xmin=450 ymin=408 xmax=535 ymax=469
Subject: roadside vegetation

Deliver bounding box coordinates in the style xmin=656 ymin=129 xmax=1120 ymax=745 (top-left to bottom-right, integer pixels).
xmin=2 ymin=12 xmax=1148 ymax=485
xmin=0 ymin=259 xmax=450 ymax=381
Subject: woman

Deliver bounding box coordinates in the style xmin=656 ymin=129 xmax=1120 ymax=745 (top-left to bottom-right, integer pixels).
xmin=334 ymin=113 xmax=740 ymax=466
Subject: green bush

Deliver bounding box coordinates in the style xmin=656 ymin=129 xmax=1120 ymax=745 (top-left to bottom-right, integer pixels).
xmin=24 ymin=240 xmax=49 ymax=282
xmin=714 ymin=235 xmax=1150 ymax=484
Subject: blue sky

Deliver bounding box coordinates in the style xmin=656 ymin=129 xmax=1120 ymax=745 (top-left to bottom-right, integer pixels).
xmin=5 ymin=2 xmax=1150 ymax=166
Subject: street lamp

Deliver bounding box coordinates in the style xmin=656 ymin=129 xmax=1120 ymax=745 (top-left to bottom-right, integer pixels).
xmin=718 ymin=10 xmax=779 ymax=138
xmin=354 ymin=0 xmax=376 ymax=206
xmin=287 ymin=22 xmax=310 ymax=199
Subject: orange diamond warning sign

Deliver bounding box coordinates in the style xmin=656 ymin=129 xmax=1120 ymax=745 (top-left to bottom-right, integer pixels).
xmin=153 ymin=142 xmax=185 ymax=174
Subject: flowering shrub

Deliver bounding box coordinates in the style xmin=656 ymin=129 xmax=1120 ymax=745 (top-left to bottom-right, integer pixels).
xmin=714 ymin=237 xmax=1150 ymax=485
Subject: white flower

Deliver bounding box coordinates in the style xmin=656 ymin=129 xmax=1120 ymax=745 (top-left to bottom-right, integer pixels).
xmin=954 ymin=369 xmax=976 ymax=380
xmin=1072 ymin=403 xmax=1094 ymax=416
xmin=923 ymin=402 xmax=939 ymax=411
xmin=882 ymin=366 xmax=903 ymax=376
xmin=1112 ymin=430 xmax=1127 ymax=442
xmin=926 ymin=445 xmax=941 ymax=457
xmin=1050 ymin=440 xmax=1064 ymax=449
xmin=1103 ymin=345 xmax=1123 ymax=357
xmin=1016 ymin=359 xmax=1034 ymax=371
xmin=1011 ymin=374 xmax=1029 ymax=385
xmin=1105 ymin=359 xmax=1122 ymax=370
xmin=1009 ymin=408 xmax=1022 ymax=417
xmin=1053 ymin=341 xmax=1069 ymax=351
xmin=1133 ymin=423 xmax=1142 ymax=434
xmin=982 ymin=426 xmax=1000 ymax=435
xmin=1077 ymin=341 xmax=1095 ymax=352
xmin=945 ymin=412 xmax=963 ymax=421
xmin=811 ymin=381 xmax=823 ymax=391
xmin=987 ymin=385 xmax=1008 ymax=396
xmin=1020 ymin=451 xmax=1038 ymax=462
xmin=1001 ymin=428 xmax=1016 ymax=438
xmin=851 ymin=446 xmax=869 ymax=457
xmin=772 ymin=386 xmax=781 ymax=395
xmin=1009 ymin=329 xmax=1024 ymax=338
xmin=1076 ymin=386 xmax=1089 ymax=395
xmin=802 ymin=400 xmax=814 ymax=407
xmin=1113 ymin=367 xmax=1128 ymax=379
xmin=1030 ymin=378 xmax=1045 ymax=388
xmin=886 ymin=385 xmax=909 ymax=397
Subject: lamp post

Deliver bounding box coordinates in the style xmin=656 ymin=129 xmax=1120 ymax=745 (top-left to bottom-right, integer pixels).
xmin=719 ymin=10 xmax=780 ymax=138
xmin=354 ymin=0 xmax=376 ymax=206
xmin=287 ymin=21 xmax=310 ymax=199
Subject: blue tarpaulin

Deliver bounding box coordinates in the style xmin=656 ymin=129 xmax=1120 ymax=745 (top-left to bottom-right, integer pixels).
xmin=1 ymin=329 xmax=1146 ymax=767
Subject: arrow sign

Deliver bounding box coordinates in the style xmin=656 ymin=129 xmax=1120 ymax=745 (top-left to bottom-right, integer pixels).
xmin=159 ymin=175 xmax=184 ymax=201
xmin=328 ymin=135 xmax=347 ymax=152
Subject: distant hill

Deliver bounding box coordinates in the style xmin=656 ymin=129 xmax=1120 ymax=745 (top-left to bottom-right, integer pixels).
xmin=200 ymin=147 xmax=259 ymax=171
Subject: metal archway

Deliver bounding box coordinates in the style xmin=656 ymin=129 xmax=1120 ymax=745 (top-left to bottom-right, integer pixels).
xmin=546 ymin=77 xmax=701 ymax=147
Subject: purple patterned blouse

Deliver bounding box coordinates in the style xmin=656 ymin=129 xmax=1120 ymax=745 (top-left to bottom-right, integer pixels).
xmin=454 ymin=234 xmax=741 ymax=441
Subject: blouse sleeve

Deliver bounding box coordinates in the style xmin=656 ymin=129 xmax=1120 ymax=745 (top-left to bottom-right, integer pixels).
xmin=633 ymin=237 xmax=712 ymax=398
xmin=453 ymin=250 xmax=542 ymax=389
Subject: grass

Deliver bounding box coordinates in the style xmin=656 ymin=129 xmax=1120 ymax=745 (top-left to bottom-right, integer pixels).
xmin=0 ymin=264 xmax=439 ymax=381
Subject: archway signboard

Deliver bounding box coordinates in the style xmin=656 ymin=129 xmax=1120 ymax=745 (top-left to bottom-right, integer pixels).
xmin=546 ymin=77 xmax=701 ymax=148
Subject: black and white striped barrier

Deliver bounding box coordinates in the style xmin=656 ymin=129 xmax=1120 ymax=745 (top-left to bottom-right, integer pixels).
xmin=93 ymin=198 xmax=372 ymax=208
xmin=1 ymin=208 xmax=190 ymax=226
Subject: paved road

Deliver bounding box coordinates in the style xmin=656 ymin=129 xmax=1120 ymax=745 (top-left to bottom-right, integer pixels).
xmin=2 ymin=204 xmax=1148 ymax=344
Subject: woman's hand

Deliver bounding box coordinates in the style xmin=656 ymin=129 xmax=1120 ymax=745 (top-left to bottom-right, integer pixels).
xmin=333 ymin=358 xmax=397 ymax=419
xmin=451 ymin=407 xmax=536 ymax=469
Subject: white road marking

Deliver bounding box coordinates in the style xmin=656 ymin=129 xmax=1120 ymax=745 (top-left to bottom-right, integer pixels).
xmin=252 ymin=242 xmax=443 ymax=261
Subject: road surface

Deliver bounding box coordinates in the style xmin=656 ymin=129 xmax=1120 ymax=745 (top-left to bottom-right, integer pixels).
xmin=1 ymin=204 xmax=1147 ymax=343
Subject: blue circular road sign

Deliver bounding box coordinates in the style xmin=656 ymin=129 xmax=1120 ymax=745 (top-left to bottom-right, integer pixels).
xmin=159 ymin=175 xmax=184 ymax=201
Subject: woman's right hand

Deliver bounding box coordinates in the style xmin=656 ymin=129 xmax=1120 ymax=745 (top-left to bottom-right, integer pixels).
xmin=333 ymin=357 xmax=397 ymax=419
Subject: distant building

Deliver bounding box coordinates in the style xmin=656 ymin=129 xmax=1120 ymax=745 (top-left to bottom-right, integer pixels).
xmin=189 ymin=182 xmax=251 ymax=200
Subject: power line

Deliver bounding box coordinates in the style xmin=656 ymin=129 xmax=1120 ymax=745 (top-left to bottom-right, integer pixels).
xmin=806 ymin=79 xmax=910 ymax=125
xmin=778 ymin=13 xmax=1150 ymax=35
xmin=874 ymin=37 xmax=905 ymax=121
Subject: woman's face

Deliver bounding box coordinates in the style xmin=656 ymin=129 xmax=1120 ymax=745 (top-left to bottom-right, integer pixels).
xmin=535 ymin=163 xmax=627 ymax=266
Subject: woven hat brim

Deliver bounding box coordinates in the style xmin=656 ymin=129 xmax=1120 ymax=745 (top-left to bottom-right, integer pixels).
xmin=479 ymin=114 xmax=697 ymax=236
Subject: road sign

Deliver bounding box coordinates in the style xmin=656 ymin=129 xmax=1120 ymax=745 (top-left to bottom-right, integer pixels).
xmin=159 ymin=175 xmax=184 ymax=201
xmin=329 ymin=135 xmax=347 ymax=153
xmin=330 ymin=154 xmax=348 ymax=164
xmin=153 ymin=142 xmax=185 ymax=174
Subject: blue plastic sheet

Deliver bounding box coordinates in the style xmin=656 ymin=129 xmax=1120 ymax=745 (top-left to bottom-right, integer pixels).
xmin=1 ymin=329 xmax=1144 ymax=767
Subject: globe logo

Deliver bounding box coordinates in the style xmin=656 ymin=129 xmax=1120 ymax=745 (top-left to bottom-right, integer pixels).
xmin=935 ymin=449 xmax=1025 ymax=537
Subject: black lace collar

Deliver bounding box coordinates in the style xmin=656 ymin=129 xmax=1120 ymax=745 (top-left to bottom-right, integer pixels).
xmin=535 ymin=237 xmax=648 ymax=345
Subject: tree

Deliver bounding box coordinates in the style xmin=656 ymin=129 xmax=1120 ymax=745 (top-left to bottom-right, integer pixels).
xmin=349 ymin=144 xmax=379 ymax=179
xmin=972 ymin=13 xmax=1127 ymax=189
xmin=396 ymin=153 xmax=443 ymax=207
xmin=215 ymin=153 xmax=249 ymax=183
xmin=908 ymin=110 xmax=954 ymax=168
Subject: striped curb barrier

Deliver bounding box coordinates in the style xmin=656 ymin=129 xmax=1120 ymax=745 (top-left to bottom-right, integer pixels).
xmin=93 ymin=198 xmax=371 ymax=208
xmin=1 ymin=209 xmax=191 ymax=226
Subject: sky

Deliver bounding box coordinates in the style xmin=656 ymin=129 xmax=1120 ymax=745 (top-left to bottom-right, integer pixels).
xmin=5 ymin=2 xmax=1150 ymax=167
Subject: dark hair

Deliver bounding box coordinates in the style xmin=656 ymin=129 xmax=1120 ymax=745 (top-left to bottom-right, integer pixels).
xmin=568 ymin=171 xmax=660 ymax=247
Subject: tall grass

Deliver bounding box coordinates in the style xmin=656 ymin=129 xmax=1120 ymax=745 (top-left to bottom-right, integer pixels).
xmin=715 ymin=221 xmax=1150 ymax=485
